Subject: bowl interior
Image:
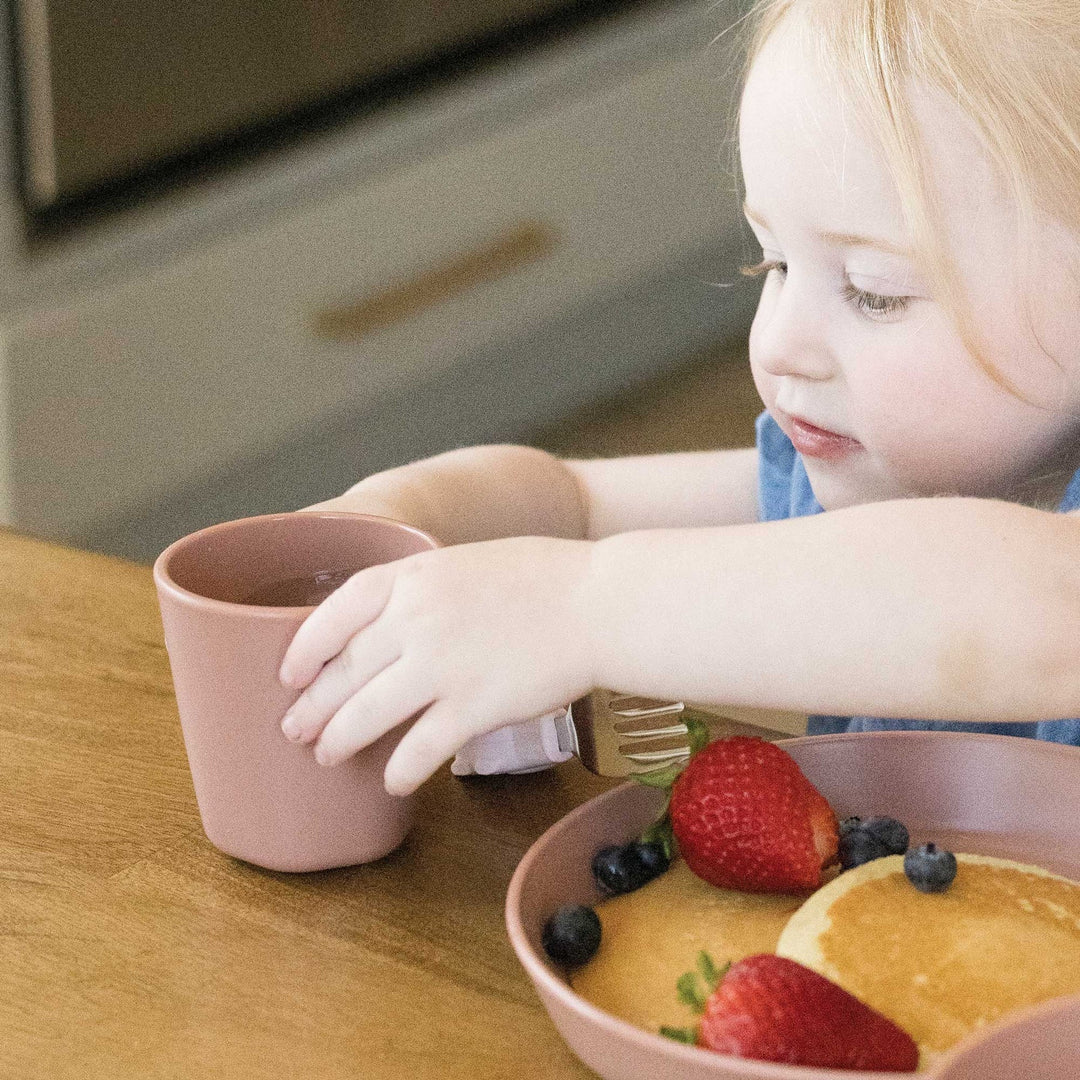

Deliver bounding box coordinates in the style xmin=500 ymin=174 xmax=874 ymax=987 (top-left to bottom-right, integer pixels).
xmin=507 ymin=732 xmax=1080 ymax=1080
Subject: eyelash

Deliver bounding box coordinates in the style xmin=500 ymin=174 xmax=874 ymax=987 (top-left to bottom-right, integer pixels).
xmin=739 ymin=258 xmax=911 ymax=320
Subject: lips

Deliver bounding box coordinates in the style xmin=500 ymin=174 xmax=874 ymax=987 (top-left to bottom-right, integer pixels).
xmin=778 ymin=411 xmax=863 ymax=461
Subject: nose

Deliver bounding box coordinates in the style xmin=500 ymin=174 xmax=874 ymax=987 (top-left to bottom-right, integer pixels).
xmin=750 ymin=273 xmax=836 ymax=381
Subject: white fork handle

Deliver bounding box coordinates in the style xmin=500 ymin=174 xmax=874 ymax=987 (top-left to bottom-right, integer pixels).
xmin=450 ymin=708 xmax=574 ymax=776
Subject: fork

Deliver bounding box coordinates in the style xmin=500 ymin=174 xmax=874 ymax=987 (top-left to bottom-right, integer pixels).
xmin=556 ymin=690 xmax=701 ymax=778
xmin=450 ymin=690 xmax=732 ymax=778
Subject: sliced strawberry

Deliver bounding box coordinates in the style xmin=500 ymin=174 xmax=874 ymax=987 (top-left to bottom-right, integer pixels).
xmin=699 ymin=954 xmax=919 ymax=1072
xmin=669 ymin=736 xmax=838 ymax=893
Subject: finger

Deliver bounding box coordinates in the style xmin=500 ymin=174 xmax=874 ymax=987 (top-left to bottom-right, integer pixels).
xmin=280 ymin=626 xmax=400 ymax=744
xmin=312 ymin=661 xmax=435 ymax=768
xmin=383 ymin=700 xmax=483 ymax=797
xmin=279 ymin=562 xmax=396 ymax=688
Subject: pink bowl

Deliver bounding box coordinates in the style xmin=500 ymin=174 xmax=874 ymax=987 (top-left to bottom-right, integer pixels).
xmin=505 ymin=731 xmax=1080 ymax=1079
xmin=932 ymin=993 xmax=1080 ymax=1080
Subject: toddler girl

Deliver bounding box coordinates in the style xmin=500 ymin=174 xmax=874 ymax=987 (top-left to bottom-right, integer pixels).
xmin=278 ymin=0 xmax=1080 ymax=795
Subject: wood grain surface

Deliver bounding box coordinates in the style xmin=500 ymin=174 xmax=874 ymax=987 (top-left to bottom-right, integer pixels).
xmin=0 ymin=527 xmax=787 ymax=1079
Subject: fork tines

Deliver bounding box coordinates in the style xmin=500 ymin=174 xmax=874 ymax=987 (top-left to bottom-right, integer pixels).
xmin=572 ymin=691 xmax=694 ymax=777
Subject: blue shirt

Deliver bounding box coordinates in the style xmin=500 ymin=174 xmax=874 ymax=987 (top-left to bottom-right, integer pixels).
xmin=756 ymin=410 xmax=1080 ymax=745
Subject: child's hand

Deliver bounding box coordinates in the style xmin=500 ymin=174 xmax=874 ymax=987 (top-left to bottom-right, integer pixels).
xmin=277 ymin=537 xmax=596 ymax=795
xmin=299 ymin=483 xmax=418 ymax=530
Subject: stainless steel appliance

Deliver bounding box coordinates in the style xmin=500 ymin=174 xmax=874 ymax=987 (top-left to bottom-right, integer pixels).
xmin=11 ymin=0 xmax=643 ymax=215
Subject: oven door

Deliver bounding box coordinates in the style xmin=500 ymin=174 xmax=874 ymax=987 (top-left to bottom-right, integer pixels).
xmin=12 ymin=0 xmax=633 ymax=211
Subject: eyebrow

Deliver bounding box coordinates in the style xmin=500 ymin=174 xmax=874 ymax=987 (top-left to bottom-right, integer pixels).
xmin=742 ymin=202 xmax=914 ymax=258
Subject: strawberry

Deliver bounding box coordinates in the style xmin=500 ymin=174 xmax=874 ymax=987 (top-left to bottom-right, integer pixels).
xmin=668 ymin=736 xmax=838 ymax=892
xmin=697 ymin=954 xmax=919 ymax=1072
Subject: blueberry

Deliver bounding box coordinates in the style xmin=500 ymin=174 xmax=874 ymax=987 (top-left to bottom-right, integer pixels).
xmin=542 ymin=904 xmax=602 ymax=965
xmin=838 ymin=815 xmax=911 ymax=870
xmin=839 ymin=816 xmax=863 ymax=838
xmin=839 ymin=828 xmax=892 ymax=870
xmin=861 ymin=816 xmax=910 ymax=856
xmin=631 ymin=840 xmax=670 ymax=880
xmin=904 ymin=843 xmax=958 ymax=893
xmin=592 ymin=843 xmax=653 ymax=895
xmin=592 ymin=845 xmax=634 ymax=893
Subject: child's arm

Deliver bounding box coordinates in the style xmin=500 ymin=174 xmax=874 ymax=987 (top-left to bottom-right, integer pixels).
xmin=304 ymin=444 xmax=760 ymax=543
xmin=279 ymin=494 xmax=1080 ymax=795
xmin=588 ymin=497 xmax=1080 ymax=723
xmin=567 ymin=449 xmax=759 ymax=536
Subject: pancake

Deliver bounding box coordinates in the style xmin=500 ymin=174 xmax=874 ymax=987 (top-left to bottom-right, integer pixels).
xmin=570 ymin=857 xmax=806 ymax=1033
xmin=776 ymin=854 xmax=1080 ymax=1068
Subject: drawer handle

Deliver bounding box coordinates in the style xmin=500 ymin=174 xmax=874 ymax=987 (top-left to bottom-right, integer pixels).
xmin=311 ymin=221 xmax=560 ymax=341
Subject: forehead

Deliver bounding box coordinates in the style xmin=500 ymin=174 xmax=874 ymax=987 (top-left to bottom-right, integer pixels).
xmin=737 ymin=15 xmax=1004 ymax=247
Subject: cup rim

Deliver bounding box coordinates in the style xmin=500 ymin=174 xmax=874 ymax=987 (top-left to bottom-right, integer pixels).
xmin=152 ymin=510 xmax=439 ymax=615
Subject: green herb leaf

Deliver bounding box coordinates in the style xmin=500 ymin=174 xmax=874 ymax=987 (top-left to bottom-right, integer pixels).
xmin=696 ymin=952 xmax=730 ymax=992
xmin=686 ymin=715 xmax=712 ymax=756
xmin=659 ymin=1026 xmax=699 ymax=1044
xmin=675 ymin=971 xmax=708 ymax=1013
xmin=631 ymin=762 xmax=685 ymax=790
xmin=632 ymin=716 xmax=711 ymax=795
xmin=639 ymin=815 xmax=676 ymax=861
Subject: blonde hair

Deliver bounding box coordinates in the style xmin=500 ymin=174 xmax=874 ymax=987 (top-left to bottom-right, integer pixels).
xmin=729 ymin=0 xmax=1080 ymax=394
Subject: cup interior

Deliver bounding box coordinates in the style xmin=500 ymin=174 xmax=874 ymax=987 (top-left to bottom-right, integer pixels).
xmin=158 ymin=512 xmax=437 ymax=607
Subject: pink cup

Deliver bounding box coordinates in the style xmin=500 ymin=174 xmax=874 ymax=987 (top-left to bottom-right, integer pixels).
xmin=153 ymin=511 xmax=438 ymax=872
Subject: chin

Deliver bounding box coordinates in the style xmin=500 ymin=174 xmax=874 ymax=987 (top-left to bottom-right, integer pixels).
xmin=811 ymin=488 xmax=867 ymax=512
xmin=802 ymin=463 xmax=895 ymax=511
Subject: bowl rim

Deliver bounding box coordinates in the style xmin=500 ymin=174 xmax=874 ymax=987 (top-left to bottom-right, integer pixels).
xmin=933 ymin=990 xmax=1080 ymax=1078
xmin=505 ymin=730 xmax=1080 ymax=1079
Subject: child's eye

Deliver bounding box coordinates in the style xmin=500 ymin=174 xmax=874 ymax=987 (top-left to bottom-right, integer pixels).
xmin=739 ymin=258 xmax=787 ymax=279
xmin=740 ymin=259 xmax=911 ymax=322
xmin=841 ymin=282 xmax=910 ymax=321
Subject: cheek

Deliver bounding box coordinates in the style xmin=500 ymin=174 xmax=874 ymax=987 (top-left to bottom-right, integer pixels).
xmin=842 ymin=336 xmax=981 ymax=484
xmin=856 ymin=358 xmax=953 ymax=437
xmin=849 ymin=312 xmax=970 ymax=435
xmin=855 ymin=352 xmax=1046 ymax=493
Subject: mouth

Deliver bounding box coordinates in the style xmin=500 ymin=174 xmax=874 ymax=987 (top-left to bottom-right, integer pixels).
xmin=776 ymin=410 xmax=863 ymax=461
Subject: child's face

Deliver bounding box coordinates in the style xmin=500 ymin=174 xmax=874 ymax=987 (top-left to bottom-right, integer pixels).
xmin=739 ymin=17 xmax=1080 ymax=510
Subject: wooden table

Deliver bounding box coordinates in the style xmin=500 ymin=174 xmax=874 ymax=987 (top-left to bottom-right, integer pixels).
xmin=0 ymin=527 xmax=793 ymax=1079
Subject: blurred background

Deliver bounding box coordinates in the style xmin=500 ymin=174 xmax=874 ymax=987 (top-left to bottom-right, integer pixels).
xmin=0 ymin=0 xmax=765 ymax=564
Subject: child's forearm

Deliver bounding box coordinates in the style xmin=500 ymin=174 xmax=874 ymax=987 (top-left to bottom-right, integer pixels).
xmin=567 ymin=448 xmax=759 ymax=537
xmin=326 ymin=445 xmax=588 ymax=545
xmin=316 ymin=444 xmax=760 ymax=545
xmin=586 ymin=498 xmax=1080 ymax=722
